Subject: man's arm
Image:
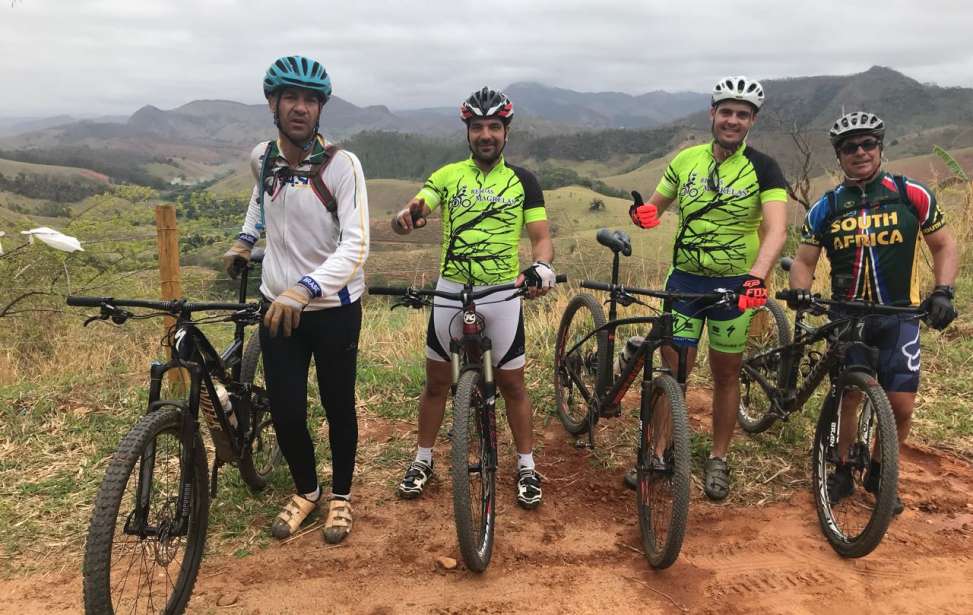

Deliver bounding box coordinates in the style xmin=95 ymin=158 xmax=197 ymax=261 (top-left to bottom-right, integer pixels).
xmin=789 ymin=243 xmax=821 ymax=290
xmin=923 ymin=227 xmax=959 ymax=286
xmin=648 ymin=191 xmax=676 ymax=215
xmin=515 ymin=219 xmax=555 ymax=298
xmin=749 ymin=201 xmax=787 ymax=280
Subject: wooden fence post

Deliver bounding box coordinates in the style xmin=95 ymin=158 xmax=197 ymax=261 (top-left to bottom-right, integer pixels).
xmin=155 ymin=204 xmax=187 ymax=392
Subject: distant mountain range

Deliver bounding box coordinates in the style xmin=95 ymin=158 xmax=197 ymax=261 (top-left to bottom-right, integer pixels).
xmin=1 ymin=66 xmax=971 ymax=187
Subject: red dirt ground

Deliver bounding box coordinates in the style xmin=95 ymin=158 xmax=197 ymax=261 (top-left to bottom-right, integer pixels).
xmin=3 ymin=391 xmax=972 ymax=614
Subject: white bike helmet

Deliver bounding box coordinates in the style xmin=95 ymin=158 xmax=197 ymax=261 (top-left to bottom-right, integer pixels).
xmin=829 ymin=111 xmax=885 ymax=146
xmin=711 ymin=76 xmax=765 ymax=110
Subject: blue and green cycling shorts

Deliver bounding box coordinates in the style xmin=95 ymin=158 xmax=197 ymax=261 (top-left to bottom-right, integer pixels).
xmin=842 ymin=314 xmax=921 ymax=393
xmin=664 ymin=268 xmax=754 ymax=354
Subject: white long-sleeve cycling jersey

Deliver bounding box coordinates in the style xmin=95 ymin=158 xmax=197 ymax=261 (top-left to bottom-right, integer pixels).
xmin=237 ymin=136 xmax=370 ymax=310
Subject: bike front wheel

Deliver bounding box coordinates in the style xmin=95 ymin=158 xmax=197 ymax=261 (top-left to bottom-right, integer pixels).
xmin=738 ymin=297 xmax=791 ymax=434
xmin=554 ymin=293 xmax=607 ymax=435
xmin=636 ymin=374 xmax=691 ymax=569
xmin=812 ymin=369 xmax=898 ymax=558
xmin=238 ymin=333 xmax=281 ymax=491
xmin=450 ymin=369 xmax=496 ymax=572
xmin=83 ymin=407 xmax=209 ymax=615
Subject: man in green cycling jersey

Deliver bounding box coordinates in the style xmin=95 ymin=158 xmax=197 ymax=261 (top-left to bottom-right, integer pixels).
xmin=390 ymin=87 xmax=555 ymax=509
xmin=788 ymin=111 xmax=958 ymax=515
xmin=626 ymin=76 xmax=788 ymax=499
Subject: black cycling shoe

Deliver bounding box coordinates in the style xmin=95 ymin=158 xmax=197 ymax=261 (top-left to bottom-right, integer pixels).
xmin=827 ymin=463 xmax=855 ymax=504
xmin=397 ymin=460 xmax=433 ymax=499
xmin=863 ymin=460 xmax=905 ymax=516
xmin=517 ymin=468 xmax=542 ymax=509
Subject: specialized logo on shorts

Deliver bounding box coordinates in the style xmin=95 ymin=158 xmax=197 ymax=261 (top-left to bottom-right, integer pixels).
xmin=902 ymin=329 xmax=920 ymax=372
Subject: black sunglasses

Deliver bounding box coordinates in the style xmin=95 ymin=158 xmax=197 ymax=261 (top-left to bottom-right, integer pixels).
xmin=838 ymin=138 xmax=881 ymax=156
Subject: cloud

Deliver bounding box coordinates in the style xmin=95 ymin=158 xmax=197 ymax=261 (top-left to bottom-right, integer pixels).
xmin=2 ymin=0 xmax=972 ymax=116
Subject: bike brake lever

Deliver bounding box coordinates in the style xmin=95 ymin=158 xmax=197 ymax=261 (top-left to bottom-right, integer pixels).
xmin=83 ymin=314 xmax=104 ymax=327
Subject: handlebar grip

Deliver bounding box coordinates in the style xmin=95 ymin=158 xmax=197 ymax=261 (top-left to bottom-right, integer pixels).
xmin=580 ymin=281 xmax=611 ymax=292
xmin=66 ymin=296 xmax=111 ymax=307
xmin=775 ymin=290 xmax=794 ymax=301
xmin=555 ymin=274 xmax=568 ymax=283
xmin=368 ymin=287 xmax=408 ymax=296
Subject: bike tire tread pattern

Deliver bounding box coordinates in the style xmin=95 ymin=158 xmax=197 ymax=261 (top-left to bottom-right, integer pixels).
xmin=813 ymin=369 xmax=898 ymax=558
xmin=638 ymin=374 xmax=691 ymax=569
xmin=554 ymin=293 xmax=608 ymax=435
xmin=451 ymin=369 xmax=495 ymax=572
xmin=738 ymin=298 xmax=791 ymax=434
xmin=83 ymin=408 xmax=209 ymax=615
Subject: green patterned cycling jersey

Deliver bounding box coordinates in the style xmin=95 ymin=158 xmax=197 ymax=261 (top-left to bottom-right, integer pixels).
xmin=656 ymin=141 xmax=788 ymax=276
xmin=416 ymin=156 xmax=547 ymax=285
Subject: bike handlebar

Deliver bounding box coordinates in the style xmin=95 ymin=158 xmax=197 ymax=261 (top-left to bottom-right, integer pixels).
xmin=774 ymin=290 xmax=925 ymax=316
xmin=370 ymin=274 xmax=568 ymax=302
xmin=66 ymin=296 xmax=257 ymax=313
xmin=581 ymin=281 xmax=738 ymax=303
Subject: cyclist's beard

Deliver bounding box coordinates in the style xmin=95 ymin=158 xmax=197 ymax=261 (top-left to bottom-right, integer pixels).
xmin=469 ymin=135 xmax=506 ymax=165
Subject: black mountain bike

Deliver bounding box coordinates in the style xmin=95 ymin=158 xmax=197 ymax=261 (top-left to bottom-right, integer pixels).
xmin=739 ymin=268 xmax=924 ymax=557
xmin=70 ymin=252 xmax=279 ymax=615
xmin=370 ymin=274 xmax=565 ymax=572
xmin=553 ymin=229 xmax=741 ymax=569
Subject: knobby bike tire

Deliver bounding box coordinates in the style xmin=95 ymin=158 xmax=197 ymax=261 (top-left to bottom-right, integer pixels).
xmin=636 ymin=374 xmax=691 ymax=569
xmin=450 ymin=369 xmax=496 ymax=572
xmin=83 ymin=407 xmax=209 ymax=615
xmin=738 ymin=298 xmax=792 ymax=434
xmin=812 ymin=369 xmax=898 ymax=558
xmin=554 ymin=293 xmax=608 ymax=435
xmin=237 ymin=333 xmax=280 ymax=491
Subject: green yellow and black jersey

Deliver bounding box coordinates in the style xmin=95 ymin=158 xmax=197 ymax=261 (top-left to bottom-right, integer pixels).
xmin=655 ymin=141 xmax=788 ymax=276
xmin=416 ymin=156 xmax=546 ymax=285
xmin=801 ymin=171 xmax=945 ymax=305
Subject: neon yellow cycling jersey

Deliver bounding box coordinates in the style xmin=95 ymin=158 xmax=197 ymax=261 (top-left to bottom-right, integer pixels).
xmin=416 ymin=156 xmax=547 ymax=285
xmin=656 ymin=141 xmax=788 ymax=276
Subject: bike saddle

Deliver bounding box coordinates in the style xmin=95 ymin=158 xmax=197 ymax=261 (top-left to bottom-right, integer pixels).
xmin=596 ymin=228 xmax=632 ymax=256
xmin=779 ymin=256 xmax=793 ymax=271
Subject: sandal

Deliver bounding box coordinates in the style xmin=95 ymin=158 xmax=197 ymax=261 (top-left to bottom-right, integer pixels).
xmin=271 ymin=494 xmax=318 ymax=539
xmin=703 ymin=457 xmax=731 ymax=501
xmin=323 ymin=497 xmax=353 ymax=544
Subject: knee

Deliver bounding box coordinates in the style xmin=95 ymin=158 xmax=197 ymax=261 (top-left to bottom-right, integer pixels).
xmin=497 ymin=377 xmax=528 ymax=403
xmin=423 ymin=370 xmax=452 ymax=398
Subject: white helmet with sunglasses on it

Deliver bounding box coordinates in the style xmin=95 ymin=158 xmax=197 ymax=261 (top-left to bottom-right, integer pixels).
xmin=829 ymin=111 xmax=885 ymax=148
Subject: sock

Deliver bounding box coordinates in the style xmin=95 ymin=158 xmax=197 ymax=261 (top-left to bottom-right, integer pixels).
xmin=416 ymin=446 xmax=433 ymax=465
xmin=517 ymin=452 xmax=535 ymax=471
xmin=331 ymin=492 xmax=351 ymax=502
xmin=302 ymin=486 xmax=321 ymax=502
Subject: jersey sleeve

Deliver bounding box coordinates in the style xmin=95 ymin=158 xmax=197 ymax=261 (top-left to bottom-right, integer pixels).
xmin=655 ymin=151 xmax=685 ymax=199
xmin=415 ymin=164 xmax=449 ymax=212
xmin=903 ymin=178 xmax=946 ymax=234
xmin=510 ymin=165 xmax=547 ymax=223
xmin=800 ymin=194 xmax=831 ymax=246
xmin=238 ymin=141 xmax=271 ymax=245
xmin=751 ymin=151 xmax=789 ymax=204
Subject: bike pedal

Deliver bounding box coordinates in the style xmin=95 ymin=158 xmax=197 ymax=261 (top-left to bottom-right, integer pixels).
xmin=573 ymin=439 xmax=593 ymax=449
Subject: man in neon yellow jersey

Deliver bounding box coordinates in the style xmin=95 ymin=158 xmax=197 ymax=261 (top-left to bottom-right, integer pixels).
xmin=627 ymin=76 xmax=788 ymax=500
xmin=391 ymin=87 xmax=555 ymax=509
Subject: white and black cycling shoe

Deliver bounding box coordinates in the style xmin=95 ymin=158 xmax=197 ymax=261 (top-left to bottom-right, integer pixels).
xmin=516 ymin=468 xmax=542 ymax=509
xmin=397 ymin=460 xmax=434 ymax=499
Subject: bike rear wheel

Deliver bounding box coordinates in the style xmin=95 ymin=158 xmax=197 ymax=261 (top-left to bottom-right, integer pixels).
xmin=738 ymin=298 xmax=791 ymax=434
xmin=554 ymin=293 xmax=607 ymax=435
xmin=238 ymin=333 xmax=281 ymax=491
xmin=451 ymin=369 xmax=496 ymax=572
xmin=83 ymin=407 xmax=209 ymax=615
xmin=812 ymin=369 xmax=898 ymax=558
xmin=636 ymin=374 xmax=691 ymax=569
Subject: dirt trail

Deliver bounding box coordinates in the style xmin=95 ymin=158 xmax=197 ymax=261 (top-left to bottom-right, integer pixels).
xmin=4 ymin=393 xmax=972 ymax=615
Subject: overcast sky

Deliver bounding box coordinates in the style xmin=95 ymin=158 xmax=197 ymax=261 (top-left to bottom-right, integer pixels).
xmin=3 ymin=0 xmax=972 ymax=117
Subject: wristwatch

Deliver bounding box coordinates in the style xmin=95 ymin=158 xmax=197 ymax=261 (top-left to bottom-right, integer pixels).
xmin=934 ymin=285 xmax=956 ymax=299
